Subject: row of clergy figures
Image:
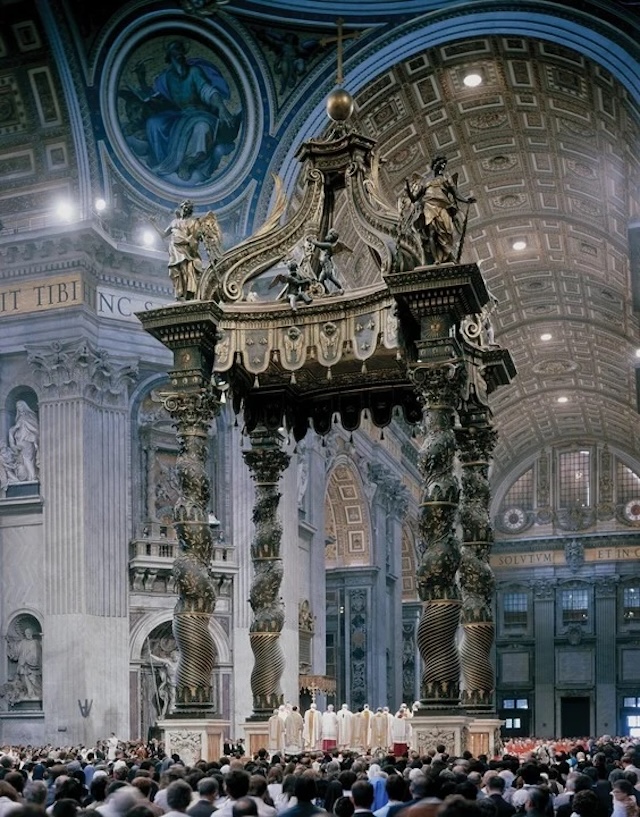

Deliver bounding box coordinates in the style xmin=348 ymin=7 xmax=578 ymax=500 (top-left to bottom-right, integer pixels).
xmin=268 ymin=703 xmax=416 ymax=755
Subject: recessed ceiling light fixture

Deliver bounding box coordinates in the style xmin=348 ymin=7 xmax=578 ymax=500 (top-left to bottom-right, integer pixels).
xmin=463 ymin=72 xmax=483 ymax=88
xmin=95 ymin=197 xmax=107 ymax=212
xmin=540 ymin=333 xmax=553 ymax=341
xmin=512 ymin=239 xmax=527 ymax=251
xmin=557 ymin=396 xmax=569 ymax=404
xmin=635 ymin=348 xmax=640 ymax=358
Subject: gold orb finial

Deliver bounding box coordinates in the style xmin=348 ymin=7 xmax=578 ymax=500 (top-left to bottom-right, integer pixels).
xmin=326 ymin=87 xmax=354 ymax=122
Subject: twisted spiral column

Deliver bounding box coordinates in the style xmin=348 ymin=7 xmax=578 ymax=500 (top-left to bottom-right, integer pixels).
xmin=242 ymin=427 xmax=291 ymax=718
xmin=456 ymin=411 xmax=498 ymax=711
xmin=161 ymin=388 xmax=221 ymax=713
xmin=412 ymin=364 xmax=465 ymax=708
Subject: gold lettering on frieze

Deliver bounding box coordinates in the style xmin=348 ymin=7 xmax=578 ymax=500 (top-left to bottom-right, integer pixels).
xmin=0 ymin=275 xmax=88 ymax=315
xmin=491 ymin=547 xmax=640 ymax=568
xmin=490 ymin=551 xmax=558 ymax=567
xmin=585 ymin=546 xmax=640 ymax=562
xmin=0 ymin=276 xmax=169 ymax=319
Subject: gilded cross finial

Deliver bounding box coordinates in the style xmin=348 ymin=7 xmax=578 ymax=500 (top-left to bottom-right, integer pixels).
xmin=320 ymin=17 xmax=360 ymax=86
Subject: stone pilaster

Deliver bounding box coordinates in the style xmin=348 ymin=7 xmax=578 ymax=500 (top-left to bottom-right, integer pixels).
xmin=531 ymin=579 xmax=556 ymax=737
xmin=27 ymin=338 xmax=137 ymax=743
xmin=456 ymin=409 xmax=498 ymax=712
xmin=242 ymin=427 xmax=290 ymax=718
xmin=594 ymin=575 xmax=618 ymax=735
xmin=368 ymin=462 xmax=409 ymax=704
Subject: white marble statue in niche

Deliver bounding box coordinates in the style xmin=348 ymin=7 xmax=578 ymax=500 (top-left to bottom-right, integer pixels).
xmin=1 ymin=401 xmax=40 ymax=492
xmin=2 ymin=620 xmax=43 ymax=705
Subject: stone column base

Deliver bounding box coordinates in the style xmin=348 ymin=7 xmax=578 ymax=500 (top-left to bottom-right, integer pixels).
xmin=242 ymin=720 xmax=270 ymax=756
xmin=158 ymin=719 xmax=230 ymax=765
xmin=410 ymin=714 xmax=471 ymax=756
xmin=467 ymin=716 xmax=504 ymax=758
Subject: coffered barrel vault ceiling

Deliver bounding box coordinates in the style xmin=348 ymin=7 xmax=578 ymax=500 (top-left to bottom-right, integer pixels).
xmin=331 ymin=34 xmax=640 ymax=479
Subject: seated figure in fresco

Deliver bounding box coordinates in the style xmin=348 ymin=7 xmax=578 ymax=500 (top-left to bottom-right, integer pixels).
xmin=122 ymin=40 xmax=242 ymax=184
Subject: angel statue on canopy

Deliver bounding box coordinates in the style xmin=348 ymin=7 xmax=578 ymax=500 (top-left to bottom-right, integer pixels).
xmin=151 ymin=199 xmax=223 ymax=301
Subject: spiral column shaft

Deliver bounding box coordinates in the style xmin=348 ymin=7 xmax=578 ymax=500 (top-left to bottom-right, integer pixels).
xmin=242 ymin=427 xmax=290 ymax=718
xmin=162 ymin=389 xmax=221 ymax=713
xmin=413 ymin=363 xmax=465 ymax=708
xmin=457 ymin=409 xmax=498 ymax=711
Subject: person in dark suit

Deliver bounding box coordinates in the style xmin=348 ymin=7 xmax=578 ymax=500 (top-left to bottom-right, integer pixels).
xmin=486 ymin=776 xmax=516 ymax=817
xmin=557 ymin=775 xmax=595 ymax=817
xmin=188 ymin=778 xmax=219 ymax=817
xmin=280 ymin=776 xmax=324 ymax=817
xmin=352 ymin=780 xmax=376 ymax=817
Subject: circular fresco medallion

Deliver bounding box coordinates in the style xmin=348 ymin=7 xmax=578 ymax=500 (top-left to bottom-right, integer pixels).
xmin=102 ymin=18 xmax=260 ymax=202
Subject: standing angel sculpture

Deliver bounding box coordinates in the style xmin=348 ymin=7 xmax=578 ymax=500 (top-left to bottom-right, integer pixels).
xmin=151 ymin=200 xmax=222 ymax=301
xmin=404 ymin=155 xmax=476 ymax=265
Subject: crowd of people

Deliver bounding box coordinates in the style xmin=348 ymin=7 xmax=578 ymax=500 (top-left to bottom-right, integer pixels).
xmin=0 ymin=734 xmax=639 ymax=817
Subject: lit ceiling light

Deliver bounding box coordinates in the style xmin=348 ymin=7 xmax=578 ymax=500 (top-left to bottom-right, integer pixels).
xmin=635 ymin=348 xmax=640 ymax=358
xmin=540 ymin=333 xmax=553 ymax=341
xmin=463 ymin=72 xmax=483 ymax=88
xmin=512 ymin=239 xmax=527 ymax=251
xmin=55 ymin=200 xmax=75 ymax=222
xmin=557 ymin=396 xmax=569 ymax=404
xmin=142 ymin=230 xmax=156 ymax=247
xmin=95 ymin=197 xmax=107 ymax=212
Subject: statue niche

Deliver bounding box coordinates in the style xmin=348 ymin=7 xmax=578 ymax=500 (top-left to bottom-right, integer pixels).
xmin=1 ymin=615 xmax=43 ymax=709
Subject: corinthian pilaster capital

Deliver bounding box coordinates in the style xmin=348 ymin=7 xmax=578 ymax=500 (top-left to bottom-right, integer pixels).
xmin=368 ymin=462 xmax=409 ymax=517
xmin=27 ymin=339 xmax=137 ymax=405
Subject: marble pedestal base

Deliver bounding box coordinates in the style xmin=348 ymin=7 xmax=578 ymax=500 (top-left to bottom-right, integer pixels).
xmin=467 ymin=716 xmax=504 ymax=758
xmin=242 ymin=720 xmax=270 ymax=756
xmin=157 ymin=719 xmax=229 ymax=765
xmin=410 ymin=714 xmax=503 ymax=756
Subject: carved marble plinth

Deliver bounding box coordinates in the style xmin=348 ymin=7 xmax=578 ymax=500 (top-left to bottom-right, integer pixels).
xmin=410 ymin=714 xmax=471 ymax=756
xmin=467 ymin=716 xmax=504 ymax=758
xmin=158 ymin=718 xmax=229 ymax=765
xmin=242 ymin=719 xmax=271 ymax=756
